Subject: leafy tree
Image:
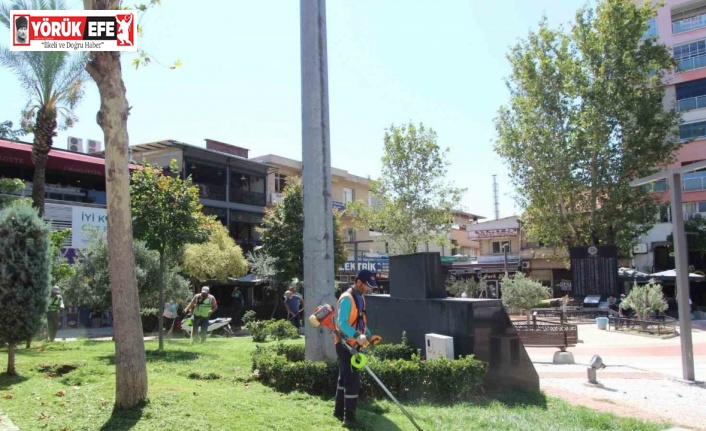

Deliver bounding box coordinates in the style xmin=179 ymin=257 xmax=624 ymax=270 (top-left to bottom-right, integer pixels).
xmin=49 ymin=229 xmax=74 ymax=285
xmin=182 ymin=221 xmax=248 ymax=284
xmin=621 ymin=280 xmax=668 ymax=321
xmin=0 ymin=200 xmax=51 ymax=375
xmin=0 ymin=120 xmax=25 ymax=140
xmin=60 ymin=232 xmax=191 ymax=313
xmin=0 ymin=1 xmax=88 ymax=217
xmin=131 ymin=160 xmax=211 ymax=350
xmin=499 ymin=272 xmax=551 ymax=322
xmin=445 ymin=275 xmax=479 ymax=298
xmin=494 ymin=0 xmax=681 ymax=256
xmin=348 ymin=123 xmax=465 ymax=255
xmin=259 ymin=176 xmax=347 ymax=284
xmin=0 ymin=177 xmax=25 ymax=208
xmin=667 ymin=216 xmax=706 ymax=265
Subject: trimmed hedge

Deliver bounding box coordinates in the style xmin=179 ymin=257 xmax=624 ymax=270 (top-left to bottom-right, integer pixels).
xmin=252 ymin=342 xmax=487 ymax=404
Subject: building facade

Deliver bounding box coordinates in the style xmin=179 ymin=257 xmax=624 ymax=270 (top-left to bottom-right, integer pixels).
xmin=129 ymin=139 xmax=270 ymax=255
xmin=0 ymin=138 xmax=119 ymax=255
xmin=633 ymin=0 xmax=706 ymax=272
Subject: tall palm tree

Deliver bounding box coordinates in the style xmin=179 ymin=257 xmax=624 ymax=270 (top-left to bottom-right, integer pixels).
xmin=0 ymin=0 xmax=88 ymax=216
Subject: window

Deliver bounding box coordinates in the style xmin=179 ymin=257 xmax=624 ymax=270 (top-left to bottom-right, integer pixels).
xmin=658 ymin=205 xmax=671 ymax=223
xmin=342 ymin=187 xmax=354 ymax=203
xmin=345 ymin=229 xmax=356 ymax=243
xmin=673 ymin=5 xmax=706 ymax=34
xmin=674 ymin=39 xmax=706 ymax=71
xmin=680 ymin=121 xmax=706 ymax=141
xmin=643 ymin=179 xmax=667 ymax=193
xmin=677 ymin=78 xmax=706 ymax=111
xmin=274 ymin=173 xmax=287 ymax=193
xmin=492 ymin=241 xmax=510 ymax=254
xmin=644 ymin=18 xmax=658 ymax=39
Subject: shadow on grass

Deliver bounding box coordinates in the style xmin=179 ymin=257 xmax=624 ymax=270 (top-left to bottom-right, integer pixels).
xmin=0 ymin=372 xmax=29 ymax=390
xmin=474 ymin=389 xmax=548 ymax=409
xmin=97 ymin=349 xmax=203 ymax=365
xmin=98 ymin=400 xmax=148 ymax=431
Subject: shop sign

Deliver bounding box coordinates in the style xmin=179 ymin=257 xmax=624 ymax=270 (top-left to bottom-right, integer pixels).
xmin=72 ymin=206 xmax=108 ymax=248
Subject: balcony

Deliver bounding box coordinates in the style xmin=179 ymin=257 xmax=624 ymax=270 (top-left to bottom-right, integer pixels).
xmin=673 ymin=13 xmax=706 ymax=34
xmin=683 ymin=171 xmax=706 ymax=192
xmin=230 ymin=189 xmax=266 ymax=207
xmin=677 ymin=54 xmax=706 ymax=72
xmin=195 ymin=183 xmax=226 ymax=201
xmin=678 ymin=95 xmax=706 ymax=111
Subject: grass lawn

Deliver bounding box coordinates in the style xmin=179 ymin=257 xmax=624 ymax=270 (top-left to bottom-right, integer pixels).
xmin=0 ymin=336 xmax=668 ymax=431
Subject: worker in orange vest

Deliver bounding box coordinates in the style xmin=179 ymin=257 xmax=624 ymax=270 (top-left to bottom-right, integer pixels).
xmin=333 ymin=269 xmax=378 ymax=428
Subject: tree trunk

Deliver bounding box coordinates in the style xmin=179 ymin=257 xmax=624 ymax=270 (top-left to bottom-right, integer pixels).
xmin=31 ymin=107 xmax=57 ymax=217
xmin=85 ymin=33 xmax=148 ymax=406
xmin=6 ymin=344 xmax=15 ymax=375
xmin=158 ymin=251 xmax=165 ymax=351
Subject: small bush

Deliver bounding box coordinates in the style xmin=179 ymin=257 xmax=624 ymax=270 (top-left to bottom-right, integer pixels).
xmin=266 ymin=320 xmax=300 ymax=341
xmin=246 ymin=320 xmax=269 ymax=342
xmin=241 ymin=310 xmax=257 ymax=326
xmin=369 ymin=332 xmax=419 ymax=361
xmin=251 ymin=340 xmax=487 ymax=404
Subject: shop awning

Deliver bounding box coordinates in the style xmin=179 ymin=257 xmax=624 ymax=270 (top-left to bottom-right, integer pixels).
xmin=0 ymin=139 xmax=139 ymax=176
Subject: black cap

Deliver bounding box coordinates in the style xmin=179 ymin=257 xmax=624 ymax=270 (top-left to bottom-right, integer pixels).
xmin=15 ymin=16 xmax=28 ymax=29
xmin=356 ymin=269 xmax=377 ymax=288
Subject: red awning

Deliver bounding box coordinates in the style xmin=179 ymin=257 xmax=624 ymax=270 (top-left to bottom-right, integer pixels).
xmin=0 ymin=139 xmax=139 ymax=176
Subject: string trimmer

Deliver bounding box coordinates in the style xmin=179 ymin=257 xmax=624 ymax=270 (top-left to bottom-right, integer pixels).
xmin=309 ymin=304 xmax=425 ymax=431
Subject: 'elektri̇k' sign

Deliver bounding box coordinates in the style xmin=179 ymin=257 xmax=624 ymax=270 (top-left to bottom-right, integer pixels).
xmin=10 ymin=10 xmax=137 ymax=52
xmin=72 ymin=207 xmax=108 ymax=249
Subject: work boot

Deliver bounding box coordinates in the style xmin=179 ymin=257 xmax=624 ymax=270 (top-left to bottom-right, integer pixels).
xmin=333 ymin=410 xmax=344 ymax=420
xmin=341 ymin=417 xmax=360 ymax=428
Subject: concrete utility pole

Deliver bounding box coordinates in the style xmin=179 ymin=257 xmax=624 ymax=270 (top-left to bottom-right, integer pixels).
xmin=301 ymin=0 xmax=336 ymax=361
xmin=631 ymin=163 xmax=705 ymax=382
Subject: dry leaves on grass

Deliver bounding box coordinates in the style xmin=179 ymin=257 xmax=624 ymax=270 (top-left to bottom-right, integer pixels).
xmin=56 ymin=390 xmax=66 ymax=397
xmin=2 ymin=393 xmax=12 ymax=399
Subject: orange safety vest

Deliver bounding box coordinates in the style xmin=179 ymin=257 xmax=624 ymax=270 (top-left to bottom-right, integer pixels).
xmin=334 ymin=289 xmax=367 ymax=346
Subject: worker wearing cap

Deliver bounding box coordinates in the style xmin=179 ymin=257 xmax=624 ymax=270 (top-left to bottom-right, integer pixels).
xmin=333 ymin=269 xmax=377 ymax=428
xmin=47 ymin=286 xmax=65 ymax=342
xmin=184 ymin=286 xmax=218 ymax=343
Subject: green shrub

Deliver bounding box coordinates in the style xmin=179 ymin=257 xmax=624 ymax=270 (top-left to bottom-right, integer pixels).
xmin=369 ymin=332 xmax=419 ymax=361
xmin=251 ymin=341 xmax=487 ymax=404
xmin=241 ymin=310 xmax=257 ymax=326
xmin=246 ymin=320 xmax=270 ymax=342
xmin=266 ymin=319 xmax=300 ymax=341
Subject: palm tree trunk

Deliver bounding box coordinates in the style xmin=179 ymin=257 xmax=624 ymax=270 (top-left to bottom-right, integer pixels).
xmin=86 ymin=47 xmax=148 ymax=408
xmin=31 ymin=107 xmax=58 ymax=217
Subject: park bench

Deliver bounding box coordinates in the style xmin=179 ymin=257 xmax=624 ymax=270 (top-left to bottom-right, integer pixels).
xmin=512 ymin=318 xmax=578 ymax=351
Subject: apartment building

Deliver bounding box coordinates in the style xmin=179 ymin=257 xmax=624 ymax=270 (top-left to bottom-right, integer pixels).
xmin=633 ymin=0 xmax=706 ymax=272
xmin=250 ymin=154 xmax=389 ymax=281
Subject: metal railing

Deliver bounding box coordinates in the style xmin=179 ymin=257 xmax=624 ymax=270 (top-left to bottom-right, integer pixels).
xmin=608 ymin=315 xmax=677 ymax=336
xmin=673 ymin=13 xmax=706 ymax=34
xmin=677 ymin=54 xmax=706 ymax=72
xmin=230 ymin=189 xmax=266 ymax=206
xmin=678 ymin=95 xmax=706 ymax=111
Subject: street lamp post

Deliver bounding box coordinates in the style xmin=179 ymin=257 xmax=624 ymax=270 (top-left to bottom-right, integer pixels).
xmin=630 ymin=162 xmax=706 ymax=382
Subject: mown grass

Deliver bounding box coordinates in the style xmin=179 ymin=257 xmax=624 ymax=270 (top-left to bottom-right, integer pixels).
xmin=0 ymin=337 xmax=668 ymax=431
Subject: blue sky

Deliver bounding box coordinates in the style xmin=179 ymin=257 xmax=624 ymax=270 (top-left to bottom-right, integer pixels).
xmin=0 ymin=0 xmax=589 ymax=219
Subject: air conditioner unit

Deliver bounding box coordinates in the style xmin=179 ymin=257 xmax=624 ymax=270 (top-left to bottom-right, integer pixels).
xmin=67 ymin=136 xmax=83 ymax=152
xmin=521 ymin=261 xmax=531 ymax=269
xmin=425 ymin=333 xmax=454 ymax=361
xmin=86 ymin=139 xmax=102 ymax=154
xmin=633 ymin=243 xmax=648 ymax=254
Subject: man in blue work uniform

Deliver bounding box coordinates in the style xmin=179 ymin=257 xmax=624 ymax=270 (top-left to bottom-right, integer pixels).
xmin=333 ymin=269 xmax=377 ymax=428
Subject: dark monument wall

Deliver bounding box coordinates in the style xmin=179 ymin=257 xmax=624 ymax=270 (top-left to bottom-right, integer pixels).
xmin=365 ymin=252 xmax=539 ymax=392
